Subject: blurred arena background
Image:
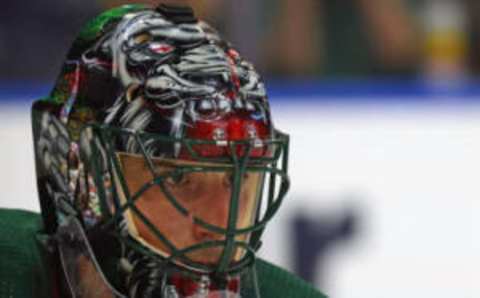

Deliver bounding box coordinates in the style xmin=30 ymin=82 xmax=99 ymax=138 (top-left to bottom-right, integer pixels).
xmin=0 ymin=0 xmax=478 ymax=297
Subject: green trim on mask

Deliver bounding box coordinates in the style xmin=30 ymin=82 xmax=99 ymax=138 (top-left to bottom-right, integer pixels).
xmin=78 ymin=4 xmax=149 ymax=47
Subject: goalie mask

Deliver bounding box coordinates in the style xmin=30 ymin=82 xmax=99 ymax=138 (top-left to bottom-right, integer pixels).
xmin=32 ymin=4 xmax=289 ymax=298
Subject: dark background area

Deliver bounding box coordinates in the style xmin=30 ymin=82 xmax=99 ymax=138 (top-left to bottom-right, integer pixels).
xmin=2 ymin=0 xmax=480 ymax=82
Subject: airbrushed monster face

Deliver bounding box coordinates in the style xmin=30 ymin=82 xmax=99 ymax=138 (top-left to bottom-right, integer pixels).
xmin=87 ymin=10 xmax=272 ymax=154
xmin=102 ymin=9 xmax=268 ymax=113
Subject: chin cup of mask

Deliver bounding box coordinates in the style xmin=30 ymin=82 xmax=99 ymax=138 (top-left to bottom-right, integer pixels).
xmin=122 ymin=250 xmax=260 ymax=298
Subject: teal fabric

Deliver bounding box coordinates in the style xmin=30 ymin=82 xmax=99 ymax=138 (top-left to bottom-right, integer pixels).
xmin=255 ymin=259 xmax=327 ymax=298
xmin=0 ymin=209 xmax=51 ymax=298
xmin=0 ymin=209 xmax=327 ymax=298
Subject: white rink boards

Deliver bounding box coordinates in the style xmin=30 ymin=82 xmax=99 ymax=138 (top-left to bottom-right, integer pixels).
xmin=0 ymin=98 xmax=478 ymax=298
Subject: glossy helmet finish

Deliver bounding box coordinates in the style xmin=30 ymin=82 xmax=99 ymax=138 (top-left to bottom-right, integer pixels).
xmin=32 ymin=4 xmax=289 ymax=297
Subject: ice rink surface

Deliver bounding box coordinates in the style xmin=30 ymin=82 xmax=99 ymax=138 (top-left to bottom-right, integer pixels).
xmin=0 ymin=95 xmax=478 ymax=298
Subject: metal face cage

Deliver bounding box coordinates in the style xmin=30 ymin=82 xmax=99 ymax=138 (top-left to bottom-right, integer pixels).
xmin=78 ymin=124 xmax=290 ymax=275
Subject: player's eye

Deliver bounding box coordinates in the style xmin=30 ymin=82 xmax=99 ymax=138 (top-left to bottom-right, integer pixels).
xmin=165 ymin=172 xmax=189 ymax=187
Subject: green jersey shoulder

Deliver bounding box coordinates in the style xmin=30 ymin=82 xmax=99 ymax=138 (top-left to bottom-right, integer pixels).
xmin=0 ymin=208 xmax=327 ymax=298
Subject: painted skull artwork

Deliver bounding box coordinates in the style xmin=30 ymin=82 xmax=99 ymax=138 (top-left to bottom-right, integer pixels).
xmin=101 ymin=9 xmax=270 ymax=157
xmin=56 ymin=5 xmax=270 ymax=148
xmin=32 ymin=4 xmax=290 ymax=298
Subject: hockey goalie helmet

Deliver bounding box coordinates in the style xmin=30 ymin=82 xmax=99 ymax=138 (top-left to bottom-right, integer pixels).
xmin=32 ymin=4 xmax=289 ymax=297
